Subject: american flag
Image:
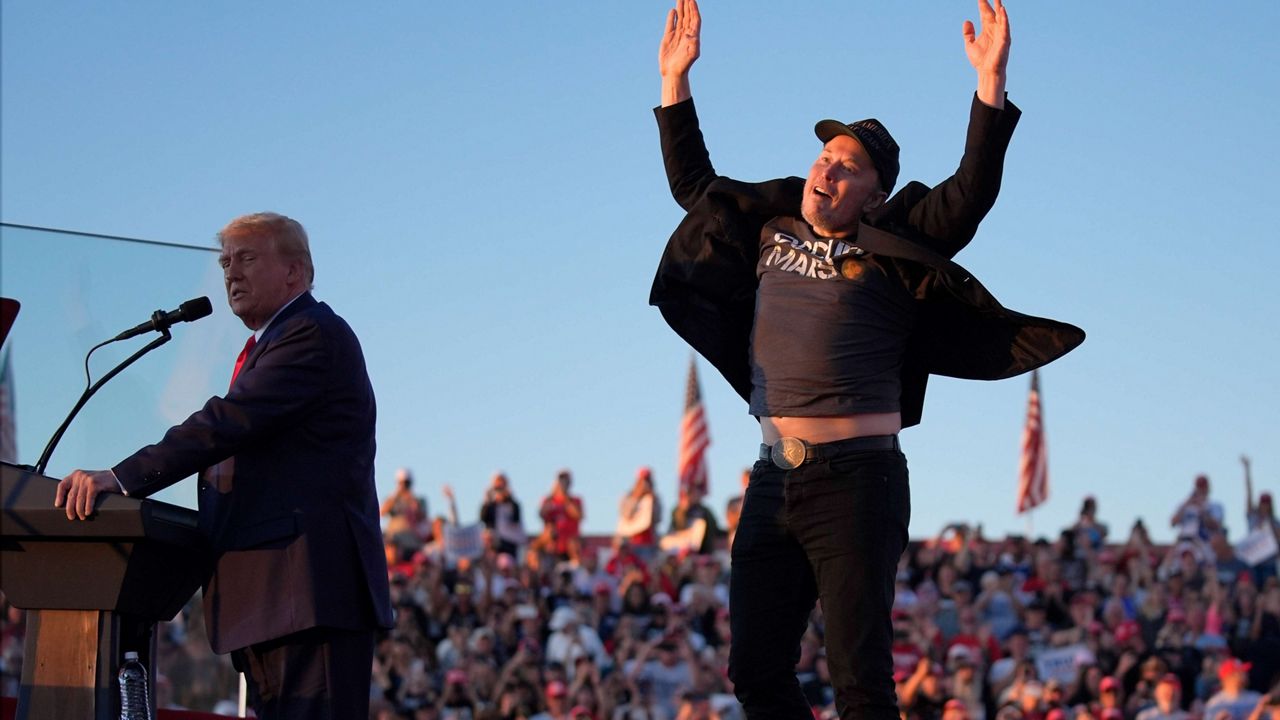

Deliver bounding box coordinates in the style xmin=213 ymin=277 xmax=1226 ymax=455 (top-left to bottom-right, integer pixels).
xmin=1016 ymin=369 xmax=1048 ymax=513
xmin=677 ymin=357 xmax=710 ymax=495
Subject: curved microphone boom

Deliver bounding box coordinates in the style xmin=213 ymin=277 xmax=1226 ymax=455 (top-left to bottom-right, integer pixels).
xmin=34 ymin=296 xmax=214 ymax=475
xmin=113 ymin=296 xmax=213 ymax=341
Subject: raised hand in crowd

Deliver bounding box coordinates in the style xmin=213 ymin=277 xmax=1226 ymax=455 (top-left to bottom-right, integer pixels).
xmin=568 ymin=657 xmax=608 ymax=715
xmin=675 ymin=692 xmax=719 ymax=720
xmin=1246 ymin=693 xmax=1280 ymax=720
xmin=441 ymin=483 xmax=460 ymax=525
xmin=627 ymin=636 xmax=657 ymax=673
xmin=1115 ymin=646 xmax=1140 ymax=678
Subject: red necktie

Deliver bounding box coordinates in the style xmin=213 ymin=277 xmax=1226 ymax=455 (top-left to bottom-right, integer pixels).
xmin=230 ymin=335 xmax=256 ymax=389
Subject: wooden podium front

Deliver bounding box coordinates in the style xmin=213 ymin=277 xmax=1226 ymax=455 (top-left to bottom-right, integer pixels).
xmin=0 ymin=463 xmax=205 ymax=720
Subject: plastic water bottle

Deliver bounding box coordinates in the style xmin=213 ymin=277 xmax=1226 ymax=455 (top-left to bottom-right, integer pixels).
xmin=118 ymin=651 xmax=152 ymax=720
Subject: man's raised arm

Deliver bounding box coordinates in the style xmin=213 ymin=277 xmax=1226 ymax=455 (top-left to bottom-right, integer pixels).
xmin=896 ymin=0 xmax=1018 ymax=255
xmin=655 ymin=0 xmax=718 ymax=210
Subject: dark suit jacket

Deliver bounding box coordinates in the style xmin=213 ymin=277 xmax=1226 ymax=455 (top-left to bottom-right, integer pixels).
xmin=650 ymin=95 xmax=1084 ymax=427
xmin=113 ymin=293 xmax=393 ymax=653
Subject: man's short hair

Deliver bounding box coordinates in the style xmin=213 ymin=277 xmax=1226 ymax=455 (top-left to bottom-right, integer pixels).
xmin=218 ymin=212 xmax=315 ymax=289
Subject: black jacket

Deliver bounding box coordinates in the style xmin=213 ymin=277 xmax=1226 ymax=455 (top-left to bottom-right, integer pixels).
xmin=650 ymin=96 xmax=1084 ymax=427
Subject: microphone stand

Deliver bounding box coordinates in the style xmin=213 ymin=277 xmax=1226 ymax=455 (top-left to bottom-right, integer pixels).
xmin=33 ymin=328 xmax=172 ymax=476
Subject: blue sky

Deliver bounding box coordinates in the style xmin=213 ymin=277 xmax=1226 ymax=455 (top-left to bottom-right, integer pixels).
xmin=2 ymin=1 xmax=1276 ymax=545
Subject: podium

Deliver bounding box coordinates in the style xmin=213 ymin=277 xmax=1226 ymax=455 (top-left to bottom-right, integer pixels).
xmin=0 ymin=463 xmax=206 ymax=720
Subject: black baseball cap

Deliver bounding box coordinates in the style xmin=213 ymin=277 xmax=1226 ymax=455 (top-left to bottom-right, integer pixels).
xmin=814 ymin=117 xmax=900 ymax=194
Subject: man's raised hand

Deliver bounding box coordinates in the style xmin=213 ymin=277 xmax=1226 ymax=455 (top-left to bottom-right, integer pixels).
xmin=963 ymin=0 xmax=1011 ymax=107
xmin=659 ymin=0 xmax=701 ymax=106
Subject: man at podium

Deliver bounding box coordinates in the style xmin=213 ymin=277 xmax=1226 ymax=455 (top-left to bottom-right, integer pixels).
xmin=54 ymin=212 xmax=394 ymax=718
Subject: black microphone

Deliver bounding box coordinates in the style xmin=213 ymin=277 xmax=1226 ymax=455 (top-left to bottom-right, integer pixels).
xmin=113 ymin=296 xmax=213 ymax=341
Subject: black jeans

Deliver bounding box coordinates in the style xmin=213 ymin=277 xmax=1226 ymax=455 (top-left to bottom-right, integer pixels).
xmin=728 ymin=441 xmax=910 ymax=720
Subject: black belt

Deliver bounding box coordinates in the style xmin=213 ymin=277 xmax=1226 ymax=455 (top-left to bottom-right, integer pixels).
xmin=759 ymin=434 xmax=900 ymax=470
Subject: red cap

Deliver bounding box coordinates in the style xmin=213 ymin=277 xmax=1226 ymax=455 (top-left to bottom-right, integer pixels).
xmin=569 ymin=706 xmax=594 ymax=718
xmin=1100 ymin=676 xmax=1120 ymax=692
xmin=1166 ymin=608 xmax=1187 ymax=623
xmin=1114 ymin=620 xmax=1140 ymax=644
xmin=1195 ymin=474 xmax=1209 ymax=489
xmin=1219 ymin=657 xmax=1253 ymax=679
xmin=944 ymin=699 xmax=968 ymax=712
xmin=1261 ymin=491 xmax=1273 ymax=504
xmin=1158 ymin=673 xmax=1181 ymax=688
xmin=1046 ymin=709 xmax=1067 ymax=720
xmin=547 ymin=680 xmax=568 ymax=697
xmin=446 ymin=669 xmax=468 ymax=685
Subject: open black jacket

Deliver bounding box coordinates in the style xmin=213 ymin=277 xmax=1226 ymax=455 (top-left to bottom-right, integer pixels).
xmin=650 ymin=96 xmax=1084 ymax=427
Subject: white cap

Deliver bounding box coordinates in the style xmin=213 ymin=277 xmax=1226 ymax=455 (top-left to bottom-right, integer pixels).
xmin=124 ymin=651 xmax=139 ymax=660
xmin=549 ymin=606 xmax=579 ymax=631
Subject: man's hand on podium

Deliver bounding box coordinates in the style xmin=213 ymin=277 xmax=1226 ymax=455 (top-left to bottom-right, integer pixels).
xmin=55 ymin=469 xmax=121 ymax=520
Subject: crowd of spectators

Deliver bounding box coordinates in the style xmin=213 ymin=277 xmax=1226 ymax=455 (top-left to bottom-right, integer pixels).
xmin=1 ymin=460 xmax=1278 ymax=720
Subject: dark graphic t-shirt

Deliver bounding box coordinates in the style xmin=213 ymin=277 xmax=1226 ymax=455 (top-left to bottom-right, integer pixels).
xmin=748 ymin=216 xmax=916 ymax=417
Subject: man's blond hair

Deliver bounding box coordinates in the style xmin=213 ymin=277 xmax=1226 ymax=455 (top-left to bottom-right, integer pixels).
xmin=217 ymin=212 xmax=315 ymax=289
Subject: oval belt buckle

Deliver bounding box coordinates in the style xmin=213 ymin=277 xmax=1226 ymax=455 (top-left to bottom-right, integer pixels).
xmin=771 ymin=436 xmax=807 ymax=470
